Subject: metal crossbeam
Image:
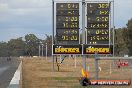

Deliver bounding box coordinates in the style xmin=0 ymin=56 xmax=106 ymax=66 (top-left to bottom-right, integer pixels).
xmin=96 ymin=57 xmax=132 ymax=60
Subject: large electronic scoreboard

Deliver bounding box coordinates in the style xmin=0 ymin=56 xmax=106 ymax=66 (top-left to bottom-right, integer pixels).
xmin=53 ymin=2 xmax=113 ymax=55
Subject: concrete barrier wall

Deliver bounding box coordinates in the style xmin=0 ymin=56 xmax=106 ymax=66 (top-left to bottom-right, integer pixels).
xmin=20 ymin=60 xmax=23 ymax=88
xmin=8 ymin=60 xmax=22 ymax=88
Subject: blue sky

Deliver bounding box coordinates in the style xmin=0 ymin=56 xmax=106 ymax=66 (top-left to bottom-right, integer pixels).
xmin=0 ymin=0 xmax=132 ymax=42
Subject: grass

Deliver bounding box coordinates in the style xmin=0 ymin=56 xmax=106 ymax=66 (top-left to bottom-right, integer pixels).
xmin=21 ymin=57 xmax=132 ymax=88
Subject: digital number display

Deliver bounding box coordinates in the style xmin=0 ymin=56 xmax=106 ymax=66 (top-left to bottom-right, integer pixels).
xmin=87 ymin=9 xmax=109 ymax=15
xmin=87 ymin=35 xmax=109 ymax=41
xmin=87 ymin=3 xmax=110 ymax=44
xmin=87 ymin=23 xmax=109 ymax=29
xmin=56 ymin=10 xmax=79 ymax=16
xmin=56 ymin=3 xmax=79 ymax=10
xmin=87 ymin=29 xmax=109 ymax=35
xmin=56 ymin=29 xmax=79 ymax=35
xmin=57 ymin=16 xmax=79 ymax=22
xmin=56 ymin=3 xmax=79 ymax=42
xmin=87 ymin=3 xmax=110 ymax=10
xmin=87 ymin=16 xmax=109 ymax=22
xmin=57 ymin=35 xmax=79 ymax=41
xmin=57 ymin=22 xmax=79 ymax=29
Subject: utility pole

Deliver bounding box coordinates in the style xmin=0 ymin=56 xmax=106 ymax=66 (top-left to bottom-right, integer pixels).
xmin=42 ymin=44 xmax=44 ymax=57
xmin=39 ymin=45 xmax=41 ymax=57
xmin=46 ymin=43 xmax=47 ymax=60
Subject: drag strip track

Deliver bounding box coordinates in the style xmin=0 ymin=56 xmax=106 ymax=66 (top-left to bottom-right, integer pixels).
xmin=0 ymin=57 xmax=20 ymax=88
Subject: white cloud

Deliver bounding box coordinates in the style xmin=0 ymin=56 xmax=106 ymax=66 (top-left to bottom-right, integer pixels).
xmin=10 ymin=8 xmax=38 ymax=15
xmin=0 ymin=3 xmax=9 ymax=12
xmin=8 ymin=0 xmax=52 ymax=8
xmin=0 ymin=0 xmax=52 ymax=24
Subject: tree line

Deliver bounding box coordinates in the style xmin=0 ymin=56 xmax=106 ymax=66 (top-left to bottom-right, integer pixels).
xmin=0 ymin=34 xmax=52 ymax=57
xmin=115 ymin=18 xmax=132 ymax=56
xmin=0 ymin=18 xmax=132 ymax=57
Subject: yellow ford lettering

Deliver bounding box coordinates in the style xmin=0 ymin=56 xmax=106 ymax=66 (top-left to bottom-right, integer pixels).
xmin=55 ymin=48 xmax=80 ymax=53
xmin=86 ymin=47 xmax=110 ymax=53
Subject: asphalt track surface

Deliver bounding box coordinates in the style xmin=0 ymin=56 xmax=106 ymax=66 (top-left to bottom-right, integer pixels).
xmin=0 ymin=57 xmax=20 ymax=88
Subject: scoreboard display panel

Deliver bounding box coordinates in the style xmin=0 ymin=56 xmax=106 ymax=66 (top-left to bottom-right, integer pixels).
xmin=87 ymin=3 xmax=110 ymax=44
xmin=56 ymin=3 xmax=79 ymax=42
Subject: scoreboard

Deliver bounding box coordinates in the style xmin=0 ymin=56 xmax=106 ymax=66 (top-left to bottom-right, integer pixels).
xmin=56 ymin=3 xmax=80 ymax=42
xmin=53 ymin=2 xmax=113 ymax=55
xmin=87 ymin=3 xmax=110 ymax=44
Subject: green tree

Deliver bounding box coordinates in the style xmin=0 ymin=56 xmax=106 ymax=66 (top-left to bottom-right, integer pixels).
xmin=0 ymin=42 xmax=8 ymax=57
xmin=126 ymin=18 xmax=132 ymax=55
xmin=8 ymin=37 xmax=25 ymax=56
xmin=24 ymin=34 xmax=39 ymax=56
xmin=114 ymin=28 xmax=129 ymax=56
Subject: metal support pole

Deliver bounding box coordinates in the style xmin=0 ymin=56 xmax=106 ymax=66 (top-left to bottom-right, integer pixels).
xmin=113 ymin=0 xmax=115 ymax=57
xmin=82 ymin=0 xmax=86 ymax=71
xmin=60 ymin=55 xmax=61 ymax=63
xmin=46 ymin=43 xmax=47 ymax=60
xmin=42 ymin=44 xmax=44 ymax=57
xmin=52 ymin=0 xmax=55 ymax=71
xmin=39 ymin=45 xmax=41 ymax=57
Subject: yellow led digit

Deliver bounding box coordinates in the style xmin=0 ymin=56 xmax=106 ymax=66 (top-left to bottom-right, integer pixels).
xmin=74 ymin=36 xmax=78 ymax=40
xmin=63 ymin=22 xmax=68 ymax=28
xmin=62 ymin=36 xmax=65 ymax=40
xmin=62 ymin=35 xmax=69 ymax=40
xmin=65 ymin=17 xmax=68 ymax=21
xmin=68 ymin=4 xmax=71 ymax=9
xmin=96 ymin=30 xmax=100 ymax=34
xmin=75 ymin=17 xmax=78 ymax=21
xmin=71 ymin=17 xmax=74 ymax=21
xmin=93 ymin=42 xmax=97 ymax=44
xmin=96 ymin=17 xmax=100 ymax=21
xmin=105 ymin=17 xmax=109 ymax=22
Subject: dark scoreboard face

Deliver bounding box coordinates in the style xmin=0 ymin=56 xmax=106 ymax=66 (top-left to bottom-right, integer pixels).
xmin=56 ymin=3 xmax=79 ymax=42
xmin=87 ymin=3 xmax=110 ymax=44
